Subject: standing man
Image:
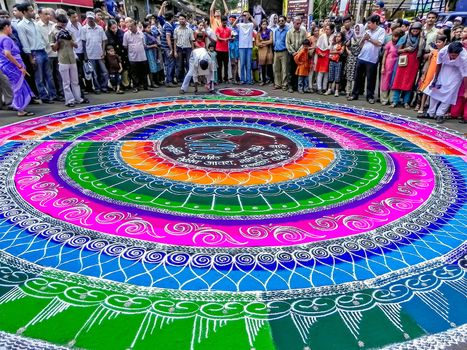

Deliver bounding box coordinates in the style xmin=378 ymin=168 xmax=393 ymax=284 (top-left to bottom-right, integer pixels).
xmin=67 ymin=9 xmax=90 ymax=94
xmin=349 ymin=15 xmax=385 ymax=104
xmin=423 ymin=11 xmax=438 ymax=53
xmin=123 ymin=20 xmax=151 ymax=92
xmin=215 ymin=16 xmax=231 ymax=83
xmin=234 ymin=11 xmax=257 ymax=85
xmin=210 ymin=0 xmax=229 ymax=34
xmin=17 ymin=2 xmax=57 ymax=103
xmin=50 ymin=14 xmax=86 ymax=107
xmin=37 ymin=8 xmax=63 ymax=100
xmin=82 ymin=11 xmax=109 ymax=94
xmin=161 ymin=11 xmax=177 ymax=87
xmin=286 ymin=16 xmax=306 ymax=93
xmin=273 ymin=15 xmax=288 ymax=91
xmin=174 ymin=13 xmax=194 ymax=84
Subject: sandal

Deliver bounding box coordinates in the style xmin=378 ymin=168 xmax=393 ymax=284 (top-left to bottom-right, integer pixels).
xmin=17 ymin=111 xmax=35 ymax=117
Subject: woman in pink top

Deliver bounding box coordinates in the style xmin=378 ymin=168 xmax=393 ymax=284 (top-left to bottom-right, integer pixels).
xmin=380 ymin=28 xmax=403 ymax=105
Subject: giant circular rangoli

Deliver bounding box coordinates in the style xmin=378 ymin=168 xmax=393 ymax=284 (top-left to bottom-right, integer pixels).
xmin=0 ymin=95 xmax=466 ymax=350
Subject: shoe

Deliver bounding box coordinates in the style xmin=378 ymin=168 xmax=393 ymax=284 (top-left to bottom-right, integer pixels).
xmin=42 ymin=99 xmax=54 ymax=104
xmin=81 ymin=98 xmax=90 ymax=104
xmin=165 ymin=82 xmax=177 ymax=88
xmin=179 ymin=89 xmax=185 ymax=94
xmin=458 ymin=119 xmax=467 ymax=124
xmin=417 ymin=113 xmax=429 ymax=119
xmin=334 ymin=91 xmax=339 ymax=97
xmin=249 ymin=82 xmax=255 ymax=85
xmin=367 ymin=98 xmax=375 ymax=104
xmin=381 ymin=101 xmax=389 ymax=106
xmin=347 ymin=95 xmax=357 ymax=101
xmin=116 ymin=90 xmax=124 ymax=94
xmin=390 ymin=103 xmax=397 ymax=108
xmin=149 ymin=85 xmax=159 ymax=89
xmin=30 ymin=98 xmax=42 ymax=104
xmin=133 ymin=88 xmax=139 ymax=93
xmin=298 ymin=90 xmax=304 ymax=94
xmin=17 ymin=111 xmax=35 ymax=117
xmin=145 ymin=87 xmax=154 ymax=91
xmin=101 ymin=90 xmax=109 ymax=94
xmin=324 ymin=89 xmax=332 ymax=95
xmin=436 ymin=116 xmax=444 ymax=124
xmin=65 ymin=103 xmax=75 ymax=107
xmin=273 ymin=86 xmax=281 ymax=90
xmin=288 ymin=88 xmax=294 ymax=93
xmin=94 ymin=90 xmax=101 ymax=95
xmin=53 ymin=96 xmax=65 ymax=102
xmin=403 ymin=103 xmax=411 ymax=109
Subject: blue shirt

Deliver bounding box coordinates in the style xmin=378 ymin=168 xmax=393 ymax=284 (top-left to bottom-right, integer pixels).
xmin=273 ymin=27 xmax=288 ymax=51
xmin=161 ymin=22 xmax=174 ymax=50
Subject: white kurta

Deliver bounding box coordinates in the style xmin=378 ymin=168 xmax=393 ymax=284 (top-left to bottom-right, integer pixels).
xmin=424 ymin=47 xmax=467 ymax=105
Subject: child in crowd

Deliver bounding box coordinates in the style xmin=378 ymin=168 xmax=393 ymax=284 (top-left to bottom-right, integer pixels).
xmin=380 ymin=28 xmax=404 ymax=105
xmin=208 ymin=43 xmax=218 ymax=84
xmin=105 ymin=45 xmax=123 ymax=94
xmin=325 ymin=32 xmax=344 ymax=96
xmin=417 ymin=35 xmax=447 ymax=114
xmin=294 ymin=39 xmax=312 ymax=94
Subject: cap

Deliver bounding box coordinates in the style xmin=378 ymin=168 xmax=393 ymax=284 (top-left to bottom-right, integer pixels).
xmin=402 ymin=20 xmax=410 ymax=26
xmin=454 ymin=16 xmax=462 ymax=21
xmin=377 ymin=1 xmax=384 ymax=7
xmin=444 ymin=21 xmax=453 ymax=28
xmin=86 ymin=11 xmax=95 ymax=19
xmin=411 ymin=22 xmax=423 ymax=29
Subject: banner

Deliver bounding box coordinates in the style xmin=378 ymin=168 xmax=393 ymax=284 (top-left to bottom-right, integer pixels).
xmin=286 ymin=0 xmax=309 ymax=16
xmin=35 ymin=0 xmax=94 ymax=8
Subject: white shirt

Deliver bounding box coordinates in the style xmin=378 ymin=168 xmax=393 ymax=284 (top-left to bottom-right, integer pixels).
xmin=424 ymin=47 xmax=467 ymax=105
xmin=37 ymin=19 xmax=57 ymax=57
xmin=237 ymin=22 xmax=254 ymax=49
xmin=189 ymin=48 xmax=214 ymax=81
xmin=82 ymin=24 xmax=107 ymax=60
xmin=17 ymin=18 xmax=47 ymax=53
xmin=358 ymin=26 xmax=385 ymax=64
xmin=67 ymin=21 xmax=83 ymax=54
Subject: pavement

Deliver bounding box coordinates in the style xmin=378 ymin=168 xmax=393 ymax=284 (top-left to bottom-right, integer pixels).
xmin=1 ymin=84 xmax=466 ymax=137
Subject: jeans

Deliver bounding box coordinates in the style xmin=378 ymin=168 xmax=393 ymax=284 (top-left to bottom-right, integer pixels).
xmin=58 ymin=63 xmax=82 ymax=105
xmin=89 ymin=59 xmax=109 ymax=92
xmin=239 ymin=48 xmax=252 ymax=84
xmin=298 ymin=76 xmax=309 ymax=92
xmin=109 ymin=73 xmax=122 ymax=88
xmin=176 ymin=47 xmax=192 ymax=82
xmin=392 ymin=90 xmax=411 ymax=105
xmin=162 ymin=48 xmax=175 ymax=84
xmin=31 ymin=49 xmax=56 ymax=101
xmin=352 ymin=59 xmax=378 ymax=100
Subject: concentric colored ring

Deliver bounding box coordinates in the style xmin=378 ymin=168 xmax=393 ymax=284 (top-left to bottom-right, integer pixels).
xmin=0 ymin=95 xmax=466 ymax=350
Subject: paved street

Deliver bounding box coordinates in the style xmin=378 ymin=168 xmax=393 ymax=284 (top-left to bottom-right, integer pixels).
xmin=1 ymin=84 xmax=466 ymax=136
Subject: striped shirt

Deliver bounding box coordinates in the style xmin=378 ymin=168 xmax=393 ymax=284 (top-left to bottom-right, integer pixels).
xmin=17 ymin=18 xmax=47 ymax=54
xmin=174 ymin=25 xmax=194 ymax=49
xmin=286 ymin=27 xmax=306 ymax=55
xmin=161 ymin=22 xmax=174 ymax=50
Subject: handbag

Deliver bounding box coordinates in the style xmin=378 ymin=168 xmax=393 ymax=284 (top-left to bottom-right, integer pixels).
xmin=398 ymin=54 xmax=408 ymax=67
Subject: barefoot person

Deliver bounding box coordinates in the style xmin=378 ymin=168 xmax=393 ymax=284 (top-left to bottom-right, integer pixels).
xmin=0 ymin=19 xmax=34 ymax=116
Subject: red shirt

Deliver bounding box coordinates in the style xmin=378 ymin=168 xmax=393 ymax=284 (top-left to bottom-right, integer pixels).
xmin=215 ymin=26 xmax=231 ymax=52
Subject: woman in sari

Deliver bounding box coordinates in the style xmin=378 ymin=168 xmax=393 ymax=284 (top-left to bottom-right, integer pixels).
xmin=0 ymin=19 xmax=34 ymax=116
xmin=391 ymin=22 xmax=425 ymax=108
